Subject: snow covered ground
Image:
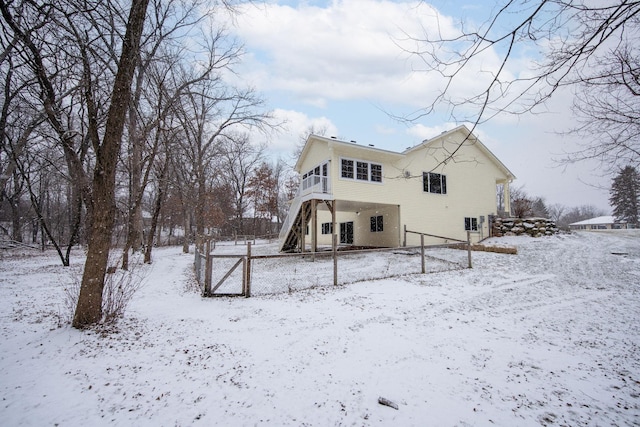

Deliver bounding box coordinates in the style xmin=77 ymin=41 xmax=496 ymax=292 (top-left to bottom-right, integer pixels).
xmin=1 ymin=231 xmax=639 ymax=426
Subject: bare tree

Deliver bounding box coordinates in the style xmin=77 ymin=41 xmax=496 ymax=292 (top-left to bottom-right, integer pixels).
xmin=1 ymin=0 xmax=152 ymax=326
xmin=1 ymin=0 xmax=268 ymax=328
xmin=558 ymin=204 xmax=608 ymax=229
xmin=567 ymin=46 xmax=640 ymax=168
xmin=512 ymin=198 xmax=533 ymax=219
xmin=270 ymin=159 xmax=287 ymax=231
xmin=246 ymin=160 xmax=280 ymax=235
xmin=143 ymin=147 xmax=171 ymax=264
xmin=12 ymin=137 xmax=83 ymax=264
xmin=402 ymin=1 xmax=639 ymax=166
xmin=0 ymin=42 xmax=86 ymax=259
xmin=547 ymin=203 xmax=566 ymax=224
xmin=291 ymin=124 xmax=329 ymax=164
xmin=73 ymin=0 xmax=151 ymax=328
xmin=0 ymin=12 xmax=55 ymax=245
xmin=0 ymin=0 xmax=119 ymax=256
xmin=174 ymin=70 xmax=272 ymax=238
xmin=219 ymin=133 xmax=265 ymax=235
xmin=120 ymin=0 xmax=212 ymax=270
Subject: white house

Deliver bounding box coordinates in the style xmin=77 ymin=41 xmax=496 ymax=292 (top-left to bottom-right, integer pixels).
xmin=569 ymin=216 xmax=627 ymax=230
xmin=279 ymin=125 xmax=516 ymax=252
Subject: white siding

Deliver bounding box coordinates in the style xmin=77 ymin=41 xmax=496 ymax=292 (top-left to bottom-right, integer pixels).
xmin=296 ymin=128 xmax=513 ymax=246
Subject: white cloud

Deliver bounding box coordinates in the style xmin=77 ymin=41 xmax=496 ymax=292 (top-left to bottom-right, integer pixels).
xmin=262 ymin=108 xmax=339 ymax=158
xmin=231 ymin=0 xmax=500 ymax=109
xmin=226 ymin=0 xmax=610 ymax=211
xmin=374 ymin=124 xmax=397 ymax=135
xmin=405 ymin=122 xmax=471 ymax=141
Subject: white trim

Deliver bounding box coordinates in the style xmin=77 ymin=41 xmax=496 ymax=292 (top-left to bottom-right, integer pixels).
xmin=422 ymin=171 xmax=447 ymax=195
xmin=464 ymin=216 xmax=479 ymax=232
xmin=339 ymin=156 xmax=384 ymax=184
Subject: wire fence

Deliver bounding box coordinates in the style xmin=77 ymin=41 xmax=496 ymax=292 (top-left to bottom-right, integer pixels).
xmin=194 ymin=234 xmax=472 ymax=297
xmin=246 ymin=247 xmax=468 ymax=295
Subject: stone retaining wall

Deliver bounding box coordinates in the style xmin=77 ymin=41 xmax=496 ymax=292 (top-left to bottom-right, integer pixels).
xmin=492 ymin=217 xmax=559 ymax=237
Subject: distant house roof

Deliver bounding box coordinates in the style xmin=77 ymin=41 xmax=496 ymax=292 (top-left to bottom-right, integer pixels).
xmin=569 ymin=216 xmax=619 ymax=226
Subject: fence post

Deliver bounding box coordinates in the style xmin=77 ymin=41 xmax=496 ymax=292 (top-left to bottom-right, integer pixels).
xmin=245 ymin=241 xmax=252 ymax=297
xmin=467 ymin=231 xmax=472 ymax=268
xmin=420 ymin=233 xmax=425 ymax=274
xmin=242 ymin=257 xmax=247 ymax=295
xmin=194 ymin=246 xmax=200 ymax=286
xmin=204 ymin=239 xmax=212 ymax=296
xmin=333 ymin=233 xmax=338 ymax=286
xmin=403 ymin=224 xmax=407 ymax=247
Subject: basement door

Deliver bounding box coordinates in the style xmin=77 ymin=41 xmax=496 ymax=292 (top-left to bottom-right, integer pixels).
xmin=340 ymin=221 xmax=354 ymax=244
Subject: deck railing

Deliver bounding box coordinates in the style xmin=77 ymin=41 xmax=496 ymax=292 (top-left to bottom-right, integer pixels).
xmin=301 ymin=175 xmax=330 ymax=194
xmin=278 ymin=175 xmax=332 ymax=250
xmin=278 ymin=189 xmax=303 ymax=244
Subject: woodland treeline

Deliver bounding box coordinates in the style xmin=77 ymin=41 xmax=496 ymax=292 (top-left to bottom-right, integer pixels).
xmin=496 ymin=185 xmax=608 ymax=230
xmin=3 ymin=1 xmax=631 ymax=266
xmin=0 ymin=0 xmax=297 ymax=269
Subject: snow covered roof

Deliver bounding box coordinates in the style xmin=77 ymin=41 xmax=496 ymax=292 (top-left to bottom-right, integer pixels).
xmin=569 ymin=215 xmax=619 ymax=226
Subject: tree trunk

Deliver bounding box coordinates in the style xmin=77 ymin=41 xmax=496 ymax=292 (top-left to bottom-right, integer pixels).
xmin=72 ymin=0 xmax=150 ymax=328
xmin=31 ymin=218 xmax=38 ymax=244
xmin=64 ymin=189 xmax=83 ymax=266
xmin=121 ymin=203 xmax=142 ymax=271
xmin=122 ymin=84 xmax=144 ymax=270
xmin=182 ymin=212 xmax=190 ymax=253
xmin=8 ymin=193 xmax=21 ymax=242
xmin=156 ymin=211 xmax=163 ymax=245
xmin=195 ymin=174 xmax=206 ymax=237
xmin=144 ymin=183 xmax=165 ymax=263
xmin=144 ymin=155 xmax=169 ymax=263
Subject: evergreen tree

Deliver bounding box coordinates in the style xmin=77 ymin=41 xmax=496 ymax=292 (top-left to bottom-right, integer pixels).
xmin=610 ymin=166 xmax=640 ymax=227
xmin=531 ymin=197 xmax=549 ymax=218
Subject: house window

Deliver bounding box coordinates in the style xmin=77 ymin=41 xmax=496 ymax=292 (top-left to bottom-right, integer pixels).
xmin=370 ymin=164 xmax=382 ymax=182
xmin=356 ymin=161 xmax=369 ymax=180
xmin=341 ymin=159 xmax=354 ymax=179
xmin=321 ymin=222 xmax=333 ymax=234
xmin=340 ymin=158 xmax=383 ymax=183
xmin=423 ymin=172 xmax=447 ymax=194
xmin=340 ymin=221 xmax=354 ymax=244
xmin=370 ymin=215 xmax=383 ymax=232
xmin=464 ymin=217 xmax=478 ymax=232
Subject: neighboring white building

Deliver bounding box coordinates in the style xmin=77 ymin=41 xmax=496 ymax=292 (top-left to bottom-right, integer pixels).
xmin=569 ymin=216 xmax=627 ymax=231
xmin=279 ymin=125 xmax=516 ymax=252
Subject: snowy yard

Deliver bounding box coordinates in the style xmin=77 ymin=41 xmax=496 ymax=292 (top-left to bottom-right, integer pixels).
xmin=1 ymin=231 xmax=639 ymax=426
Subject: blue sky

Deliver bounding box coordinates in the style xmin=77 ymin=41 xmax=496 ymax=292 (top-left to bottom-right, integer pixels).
xmin=225 ymin=0 xmax=611 ymax=212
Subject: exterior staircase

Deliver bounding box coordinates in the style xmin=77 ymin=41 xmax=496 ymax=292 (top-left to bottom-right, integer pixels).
xmin=278 ymin=195 xmax=312 ymax=252
xmin=278 ymin=172 xmax=331 ymax=252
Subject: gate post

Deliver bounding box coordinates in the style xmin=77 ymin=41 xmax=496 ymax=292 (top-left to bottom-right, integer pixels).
xmin=204 ymin=238 xmax=212 ymax=296
xmin=245 ymin=241 xmax=252 ymax=297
